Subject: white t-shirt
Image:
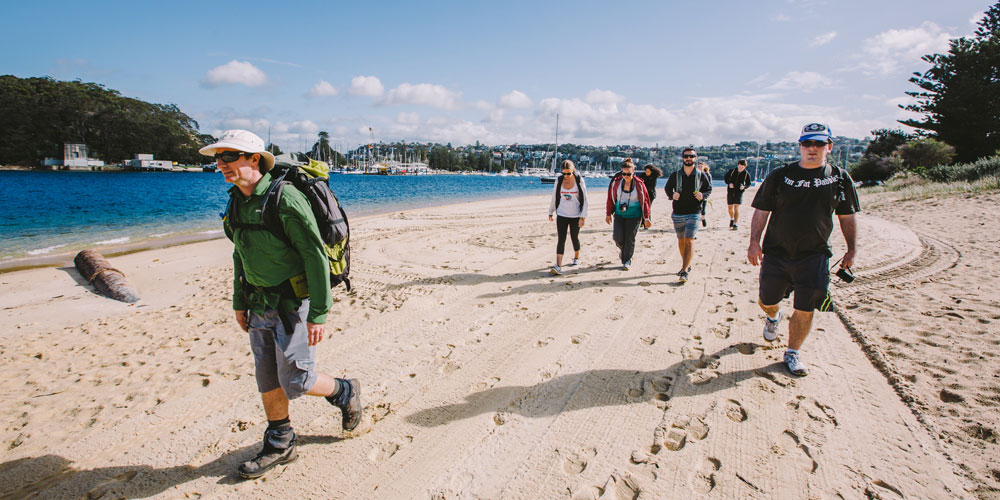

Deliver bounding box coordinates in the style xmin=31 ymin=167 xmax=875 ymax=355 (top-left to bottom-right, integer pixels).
xmin=556 ymin=184 xmax=583 ymax=218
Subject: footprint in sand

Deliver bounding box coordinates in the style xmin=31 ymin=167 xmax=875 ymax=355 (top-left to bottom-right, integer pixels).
xmin=689 ymin=457 xmax=721 ymax=494
xmin=864 ymin=479 xmax=905 ymax=499
xmin=561 ymin=447 xmax=598 ymax=474
xmin=577 ymin=473 xmax=641 ymax=500
xmin=571 ymin=333 xmax=589 ymax=344
xmin=710 ymin=326 xmax=731 ymax=339
xmin=83 ymin=471 xmax=139 ymax=499
xmin=368 ymin=436 xmax=413 ymax=462
xmin=773 ymin=430 xmax=818 ymax=473
xmin=539 ymin=363 xmax=562 ymax=380
xmin=626 ymin=378 xmax=646 ymax=399
xmin=537 ymin=337 xmax=554 ymax=347
xmin=640 ymin=336 xmax=656 ymax=345
xmin=724 ymin=399 xmax=748 ymax=422
xmin=735 ymin=342 xmax=756 ymax=355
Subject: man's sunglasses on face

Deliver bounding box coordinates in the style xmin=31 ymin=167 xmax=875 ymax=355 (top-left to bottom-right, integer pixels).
xmin=622 ymin=171 xmax=633 ymax=176
xmin=215 ymin=151 xmax=250 ymax=163
xmin=682 ymin=154 xmax=697 ymax=159
xmin=799 ymin=140 xmax=829 ymax=149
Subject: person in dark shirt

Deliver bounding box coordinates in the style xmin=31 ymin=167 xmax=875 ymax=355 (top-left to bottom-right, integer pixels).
xmin=747 ymin=123 xmax=859 ymax=377
xmin=664 ymin=148 xmax=713 ymax=283
xmin=636 ymin=164 xmax=661 ymax=231
xmin=724 ymin=159 xmax=752 ymax=230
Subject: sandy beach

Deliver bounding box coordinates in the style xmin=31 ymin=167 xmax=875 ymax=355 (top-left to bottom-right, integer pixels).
xmin=1 ymin=188 xmax=996 ymax=499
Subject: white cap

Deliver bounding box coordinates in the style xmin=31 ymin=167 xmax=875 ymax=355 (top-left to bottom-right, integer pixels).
xmin=199 ymin=129 xmax=275 ymax=171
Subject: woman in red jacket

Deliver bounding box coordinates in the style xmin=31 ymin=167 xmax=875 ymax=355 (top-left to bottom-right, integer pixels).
xmin=605 ymin=158 xmax=652 ymax=270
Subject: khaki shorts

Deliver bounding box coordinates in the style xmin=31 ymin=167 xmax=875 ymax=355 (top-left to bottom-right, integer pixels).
xmin=247 ymin=300 xmax=317 ymax=399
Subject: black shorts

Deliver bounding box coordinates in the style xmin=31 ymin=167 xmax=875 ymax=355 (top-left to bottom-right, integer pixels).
xmin=758 ymin=253 xmax=830 ymax=312
xmin=727 ymin=188 xmax=745 ymax=205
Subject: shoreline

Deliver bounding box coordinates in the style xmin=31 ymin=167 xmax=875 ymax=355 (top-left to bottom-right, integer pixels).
xmin=0 ymin=193 xmax=551 ymax=274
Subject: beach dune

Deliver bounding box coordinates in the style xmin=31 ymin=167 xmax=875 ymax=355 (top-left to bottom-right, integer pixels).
xmin=0 ymin=191 xmax=990 ymax=499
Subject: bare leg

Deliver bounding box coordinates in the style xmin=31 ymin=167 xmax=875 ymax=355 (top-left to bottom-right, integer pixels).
xmin=733 ymin=205 xmax=741 ymax=224
xmin=556 ymin=254 xmax=564 ymax=266
xmin=679 ymin=237 xmax=694 ymax=271
xmin=261 ymin=388 xmax=290 ymax=421
xmin=787 ymin=309 xmax=814 ymax=350
xmin=307 ymin=371 xmax=338 ymax=397
xmin=728 ymin=204 xmax=735 ymax=220
xmin=758 ymin=299 xmax=779 ymax=319
xmin=573 ymin=250 xmax=580 ymax=259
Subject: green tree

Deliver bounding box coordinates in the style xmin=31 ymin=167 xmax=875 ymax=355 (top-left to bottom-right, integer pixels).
xmin=864 ymin=129 xmax=912 ymax=157
xmin=897 ymin=138 xmax=956 ymax=170
xmin=900 ymin=2 xmax=1000 ymax=161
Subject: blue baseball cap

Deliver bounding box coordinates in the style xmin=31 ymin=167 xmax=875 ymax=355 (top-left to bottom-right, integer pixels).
xmin=799 ymin=123 xmax=832 ymax=142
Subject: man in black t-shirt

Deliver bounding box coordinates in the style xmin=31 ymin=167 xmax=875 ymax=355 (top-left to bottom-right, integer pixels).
xmin=665 ymin=148 xmax=713 ymax=283
xmin=724 ymin=159 xmax=752 ymax=230
xmin=747 ymin=123 xmax=859 ymax=377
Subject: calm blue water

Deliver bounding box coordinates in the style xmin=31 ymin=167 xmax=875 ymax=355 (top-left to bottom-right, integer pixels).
xmin=0 ymin=171 xmax=723 ymax=263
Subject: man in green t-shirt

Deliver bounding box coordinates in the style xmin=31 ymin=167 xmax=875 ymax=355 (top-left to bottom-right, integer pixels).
xmin=201 ymin=130 xmax=361 ymax=479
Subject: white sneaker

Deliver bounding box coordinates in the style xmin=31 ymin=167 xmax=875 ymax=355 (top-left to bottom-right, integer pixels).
xmin=763 ymin=310 xmax=783 ymax=342
xmin=623 ymin=260 xmax=631 ymax=271
xmin=550 ymin=265 xmax=563 ymax=275
xmin=784 ymin=350 xmax=809 ymax=377
xmin=570 ymin=258 xmax=580 ymax=267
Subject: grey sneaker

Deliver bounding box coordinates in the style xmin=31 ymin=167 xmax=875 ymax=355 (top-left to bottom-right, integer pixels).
xmin=763 ymin=311 xmax=783 ymax=342
xmin=327 ymin=378 xmax=362 ymax=431
xmin=550 ymin=265 xmax=563 ymax=275
xmin=238 ymin=438 xmax=297 ymax=479
xmin=623 ymin=260 xmax=631 ymax=271
xmin=784 ymin=350 xmax=809 ymax=377
xmin=678 ymin=271 xmax=688 ymax=283
xmin=570 ymin=258 xmax=580 ymax=267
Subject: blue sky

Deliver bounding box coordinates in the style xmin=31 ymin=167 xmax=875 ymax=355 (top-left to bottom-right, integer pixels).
xmin=2 ymin=0 xmax=990 ymax=151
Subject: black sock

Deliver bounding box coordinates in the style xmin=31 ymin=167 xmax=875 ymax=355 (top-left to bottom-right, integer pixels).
xmin=267 ymin=417 xmax=291 ymax=430
xmin=325 ymin=379 xmax=346 ymax=405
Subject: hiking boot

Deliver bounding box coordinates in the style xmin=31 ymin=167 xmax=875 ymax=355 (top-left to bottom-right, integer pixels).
xmin=678 ymin=271 xmax=688 ymax=283
xmin=328 ymin=378 xmax=362 ymax=431
xmin=623 ymin=260 xmax=631 ymax=271
xmin=570 ymin=258 xmax=580 ymax=267
xmin=238 ymin=438 xmax=297 ymax=479
xmin=784 ymin=350 xmax=809 ymax=377
xmin=763 ymin=310 xmax=783 ymax=342
xmin=550 ymin=265 xmax=563 ymax=275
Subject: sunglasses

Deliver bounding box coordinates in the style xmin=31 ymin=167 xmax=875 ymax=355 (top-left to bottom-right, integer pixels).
xmin=799 ymin=140 xmax=829 ymax=149
xmin=621 ymin=172 xmax=633 ymax=176
xmin=682 ymin=154 xmax=697 ymax=159
xmin=214 ymin=151 xmax=250 ymax=163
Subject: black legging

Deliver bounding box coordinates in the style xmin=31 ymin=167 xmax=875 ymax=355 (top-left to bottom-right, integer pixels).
xmin=556 ymin=216 xmax=581 ymax=255
xmin=612 ymin=215 xmax=642 ymax=263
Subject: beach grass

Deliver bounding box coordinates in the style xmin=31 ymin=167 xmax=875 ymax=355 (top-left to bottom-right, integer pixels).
xmin=861 ymin=173 xmax=1000 ymax=203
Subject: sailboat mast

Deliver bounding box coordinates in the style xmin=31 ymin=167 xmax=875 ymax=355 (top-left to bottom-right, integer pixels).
xmin=553 ymin=113 xmax=559 ymax=172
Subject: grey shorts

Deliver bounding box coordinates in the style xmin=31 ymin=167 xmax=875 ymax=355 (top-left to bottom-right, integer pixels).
xmin=247 ymin=300 xmax=317 ymax=399
xmin=671 ymin=213 xmax=701 ymax=239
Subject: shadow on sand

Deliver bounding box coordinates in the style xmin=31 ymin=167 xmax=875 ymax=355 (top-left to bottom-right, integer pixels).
xmin=406 ymin=343 xmax=791 ymax=428
xmin=0 ymin=434 xmax=342 ymax=500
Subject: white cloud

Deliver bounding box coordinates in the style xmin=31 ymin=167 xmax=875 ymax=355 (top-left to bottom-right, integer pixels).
xmin=307 ymin=80 xmax=339 ymax=98
xmin=856 ymin=22 xmax=953 ymax=76
xmin=381 ymin=83 xmax=461 ymax=109
xmin=397 ymin=112 xmax=420 ymax=125
xmin=348 ymin=75 xmax=385 ymax=97
xmin=498 ymin=90 xmax=532 ymax=109
xmin=970 ymin=11 xmax=985 ymax=26
xmin=773 ymin=13 xmax=791 ymax=22
xmin=810 ymin=31 xmax=837 ymax=47
xmin=200 ymin=60 xmax=268 ymax=88
xmin=768 ymin=71 xmax=833 ymax=91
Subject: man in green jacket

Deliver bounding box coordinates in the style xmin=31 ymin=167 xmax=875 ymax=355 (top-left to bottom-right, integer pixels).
xmin=201 ymin=130 xmax=361 ymax=479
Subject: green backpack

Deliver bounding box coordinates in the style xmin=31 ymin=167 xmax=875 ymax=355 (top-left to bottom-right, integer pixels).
xmin=225 ymin=154 xmax=351 ymax=291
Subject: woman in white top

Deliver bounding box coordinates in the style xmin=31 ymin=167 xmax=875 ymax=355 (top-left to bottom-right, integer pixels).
xmin=547 ymin=160 xmax=588 ymax=275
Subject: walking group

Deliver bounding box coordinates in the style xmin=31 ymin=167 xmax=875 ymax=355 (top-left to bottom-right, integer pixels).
xmin=197 ymin=121 xmax=858 ymax=479
xmin=545 ymin=122 xmax=859 ymax=376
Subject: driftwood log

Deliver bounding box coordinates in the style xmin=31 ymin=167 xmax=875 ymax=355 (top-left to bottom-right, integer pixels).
xmin=73 ymin=249 xmax=140 ymax=303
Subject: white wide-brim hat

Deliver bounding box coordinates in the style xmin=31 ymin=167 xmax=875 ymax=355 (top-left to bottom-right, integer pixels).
xmin=199 ymin=129 xmax=275 ymax=171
